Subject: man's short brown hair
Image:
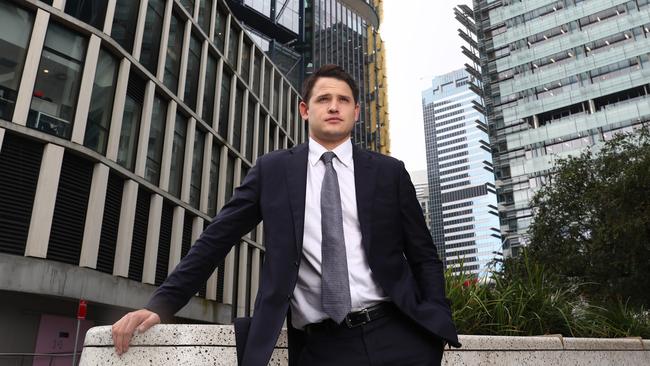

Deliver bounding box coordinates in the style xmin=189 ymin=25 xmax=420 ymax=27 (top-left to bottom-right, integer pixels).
xmin=301 ymin=64 xmax=360 ymax=104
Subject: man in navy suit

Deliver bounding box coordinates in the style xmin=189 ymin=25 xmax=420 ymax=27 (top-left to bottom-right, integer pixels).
xmin=112 ymin=64 xmax=459 ymax=365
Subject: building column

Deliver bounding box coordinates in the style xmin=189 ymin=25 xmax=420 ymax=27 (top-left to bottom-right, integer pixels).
xmin=106 ymin=59 xmax=131 ymax=161
xmin=103 ymin=0 xmax=117 ymax=35
xmin=142 ymin=194 xmax=163 ymax=284
xmin=532 ymin=114 xmax=539 ymax=128
xmin=181 ymin=118 xmax=196 ymax=203
xmin=249 ymin=247 xmax=261 ymax=315
xmin=588 ymin=99 xmax=596 ymax=114
xmin=168 ymin=206 xmax=185 ymax=273
xmin=79 ymin=163 xmax=110 ymax=268
xmin=223 ymin=159 xmax=243 ymax=305
xmin=200 ymin=134 xmax=213 ymax=213
xmin=12 ymin=10 xmax=49 ymax=126
xmin=177 ymin=20 xmax=192 ymax=97
xmin=0 ymin=128 xmax=5 ymax=153
xmin=24 ymin=144 xmax=64 ymax=258
xmin=159 ymin=101 xmax=177 ymax=191
xmin=135 ymin=81 xmax=156 ymax=177
xmin=71 ymin=35 xmax=102 ymax=145
xmin=131 ymin=0 xmax=149 ymax=60
xmin=113 ymin=180 xmax=139 ymax=277
xmin=195 ymin=40 xmax=209 ymax=119
xmin=236 ymin=242 xmax=249 ymax=317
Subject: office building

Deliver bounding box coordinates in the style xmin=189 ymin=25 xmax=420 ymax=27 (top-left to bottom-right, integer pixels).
xmin=421 ymin=69 xmax=501 ymax=275
xmin=0 ymin=0 xmax=306 ymax=361
xmin=227 ymin=0 xmax=390 ymax=153
xmin=463 ymin=0 xmax=650 ymax=256
xmin=409 ymin=169 xmax=432 ymax=233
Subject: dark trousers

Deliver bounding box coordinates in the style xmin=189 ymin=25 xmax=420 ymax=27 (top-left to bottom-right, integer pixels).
xmin=297 ymin=310 xmax=444 ymax=366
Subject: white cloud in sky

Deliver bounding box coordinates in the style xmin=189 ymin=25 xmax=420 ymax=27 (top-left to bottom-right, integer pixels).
xmin=381 ymin=0 xmax=472 ymax=172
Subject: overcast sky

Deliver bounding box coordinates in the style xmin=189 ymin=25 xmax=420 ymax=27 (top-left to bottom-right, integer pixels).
xmin=381 ymin=0 xmax=472 ymax=172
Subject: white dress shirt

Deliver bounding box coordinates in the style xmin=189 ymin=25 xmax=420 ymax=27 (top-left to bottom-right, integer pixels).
xmin=290 ymin=138 xmax=389 ymax=329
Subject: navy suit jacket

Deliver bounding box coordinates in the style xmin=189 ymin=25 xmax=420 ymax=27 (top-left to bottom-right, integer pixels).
xmin=146 ymin=142 xmax=460 ymax=366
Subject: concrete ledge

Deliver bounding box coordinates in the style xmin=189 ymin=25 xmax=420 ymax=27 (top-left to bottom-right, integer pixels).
xmin=80 ymin=325 xmax=650 ymax=365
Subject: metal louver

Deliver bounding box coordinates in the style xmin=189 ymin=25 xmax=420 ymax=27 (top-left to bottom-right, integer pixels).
xmin=0 ymin=134 xmax=42 ymax=255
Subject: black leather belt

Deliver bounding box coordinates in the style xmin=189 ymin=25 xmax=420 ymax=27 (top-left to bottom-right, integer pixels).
xmin=304 ymin=302 xmax=397 ymax=334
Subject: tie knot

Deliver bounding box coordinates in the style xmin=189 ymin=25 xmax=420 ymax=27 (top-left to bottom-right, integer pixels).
xmin=321 ymin=151 xmax=336 ymax=165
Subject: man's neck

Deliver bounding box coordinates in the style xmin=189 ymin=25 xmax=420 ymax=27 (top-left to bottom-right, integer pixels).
xmin=309 ymin=136 xmax=351 ymax=151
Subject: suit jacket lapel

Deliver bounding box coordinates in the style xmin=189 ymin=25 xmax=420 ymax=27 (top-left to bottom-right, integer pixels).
xmin=286 ymin=143 xmax=309 ymax=255
xmin=353 ymin=146 xmax=377 ymax=254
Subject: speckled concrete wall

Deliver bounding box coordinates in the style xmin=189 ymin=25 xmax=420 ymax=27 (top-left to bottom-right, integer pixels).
xmin=80 ymin=325 xmax=650 ymax=365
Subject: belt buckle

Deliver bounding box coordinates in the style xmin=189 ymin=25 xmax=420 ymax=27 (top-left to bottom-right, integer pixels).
xmin=344 ymin=308 xmax=372 ymax=328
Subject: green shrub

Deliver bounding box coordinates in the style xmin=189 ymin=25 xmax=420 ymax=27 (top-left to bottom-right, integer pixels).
xmin=446 ymin=253 xmax=650 ymax=338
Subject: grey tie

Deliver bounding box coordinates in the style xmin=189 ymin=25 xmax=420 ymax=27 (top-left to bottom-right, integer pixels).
xmin=320 ymin=151 xmax=352 ymax=324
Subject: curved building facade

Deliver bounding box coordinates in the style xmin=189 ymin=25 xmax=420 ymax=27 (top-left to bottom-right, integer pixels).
xmin=0 ymin=0 xmax=304 ymax=360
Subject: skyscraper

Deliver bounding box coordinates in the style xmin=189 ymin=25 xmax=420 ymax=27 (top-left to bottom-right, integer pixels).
xmin=227 ymin=0 xmax=390 ymax=153
xmin=464 ymin=0 xmax=650 ymax=256
xmin=422 ymin=69 xmax=501 ymax=276
xmin=408 ymin=169 xmax=432 ymax=233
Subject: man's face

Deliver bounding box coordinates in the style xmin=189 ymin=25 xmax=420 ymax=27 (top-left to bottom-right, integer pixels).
xmin=299 ymin=77 xmax=360 ymax=148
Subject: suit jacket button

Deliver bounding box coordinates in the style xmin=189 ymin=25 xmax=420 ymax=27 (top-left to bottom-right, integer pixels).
xmin=287 ymin=294 xmax=292 ymax=300
xmin=293 ymin=261 xmax=299 ymax=267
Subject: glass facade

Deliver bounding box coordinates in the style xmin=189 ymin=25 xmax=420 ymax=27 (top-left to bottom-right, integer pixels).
xmin=85 ymin=49 xmax=118 ymax=154
xmin=27 ymin=23 xmax=87 ymax=139
xmin=233 ymin=0 xmax=390 ymax=153
xmin=0 ymin=3 xmax=33 ymax=121
xmin=422 ymin=69 xmax=501 ymax=276
xmin=470 ymin=0 xmax=650 ymax=256
xmin=0 ymin=0 xmax=305 ymax=332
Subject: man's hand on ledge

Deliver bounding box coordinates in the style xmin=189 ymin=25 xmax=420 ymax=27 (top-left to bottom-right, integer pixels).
xmin=111 ymin=309 xmax=161 ymax=355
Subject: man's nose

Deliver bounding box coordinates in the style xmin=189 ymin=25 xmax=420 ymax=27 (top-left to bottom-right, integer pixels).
xmin=328 ymin=102 xmax=339 ymax=113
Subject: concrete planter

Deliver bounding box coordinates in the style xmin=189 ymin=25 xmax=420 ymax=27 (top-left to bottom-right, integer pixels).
xmin=80 ymin=325 xmax=650 ymax=365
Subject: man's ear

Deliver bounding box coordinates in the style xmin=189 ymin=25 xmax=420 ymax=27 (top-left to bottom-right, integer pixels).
xmin=354 ymin=103 xmax=360 ymax=121
xmin=299 ymin=101 xmax=309 ymax=121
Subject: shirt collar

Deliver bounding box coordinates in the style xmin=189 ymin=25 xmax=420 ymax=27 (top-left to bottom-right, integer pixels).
xmin=308 ymin=137 xmax=353 ymax=167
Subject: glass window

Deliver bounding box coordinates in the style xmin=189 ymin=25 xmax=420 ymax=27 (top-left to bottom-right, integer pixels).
xmin=244 ymin=0 xmax=271 ymax=16
xmin=64 ymin=0 xmax=109 ymax=30
xmin=218 ymin=67 xmax=232 ymax=138
xmin=227 ymin=25 xmax=239 ymax=68
xmin=241 ymin=41 xmax=251 ymax=83
xmin=0 ymin=3 xmax=33 ymax=121
xmin=273 ymin=76 xmax=281 ymax=120
xmin=276 ymin=0 xmax=299 ymax=33
xmin=208 ymin=141 xmax=221 ymax=216
xmin=213 ymin=6 xmax=226 ymax=51
xmin=232 ymin=85 xmax=244 ymax=150
xmin=190 ymin=128 xmax=205 ymax=208
xmin=169 ymin=112 xmax=187 ymax=197
xmin=198 ymin=0 xmax=212 ymax=33
xmin=163 ymin=12 xmax=184 ymax=94
xmin=202 ymin=53 xmax=218 ymax=125
xmin=269 ymin=123 xmax=277 ymax=151
xmin=144 ymin=95 xmax=167 ymax=184
xmin=263 ymin=61 xmax=271 ymax=107
xmin=246 ymin=99 xmax=255 ymax=159
xmin=252 ymin=51 xmax=261 ymax=95
xmin=179 ymin=0 xmax=195 ymax=16
xmin=140 ymin=0 xmax=165 ymax=75
xmin=27 ymin=23 xmax=87 ymax=139
xmin=225 ymin=153 xmax=235 ymax=202
xmin=84 ymin=48 xmax=118 ymax=154
xmin=111 ymin=0 xmax=139 ymax=52
xmin=258 ymin=111 xmax=266 ymax=156
xmin=184 ymin=33 xmax=202 ymax=109
xmin=116 ymin=75 xmax=145 ymax=171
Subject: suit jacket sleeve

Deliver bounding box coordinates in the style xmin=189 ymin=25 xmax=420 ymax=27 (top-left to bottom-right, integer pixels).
xmin=397 ymin=161 xmax=447 ymax=302
xmin=145 ymin=156 xmax=264 ymax=319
